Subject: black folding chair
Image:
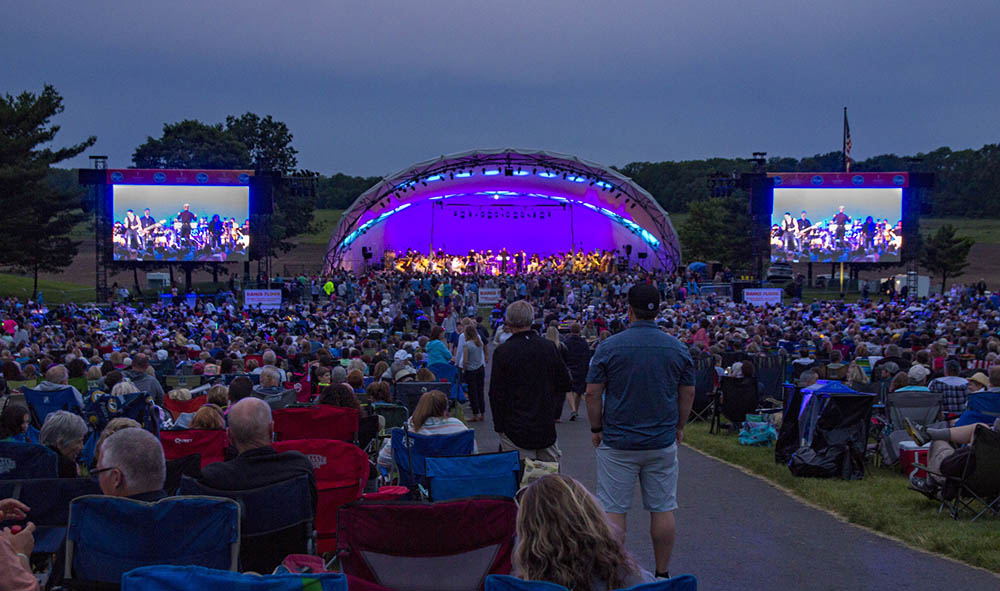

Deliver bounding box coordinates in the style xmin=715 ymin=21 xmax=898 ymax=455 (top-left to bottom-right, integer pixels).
xmin=688 ymin=357 xmax=717 ymax=423
xmin=917 ymin=425 xmax=1000 ymax=521
xmin=179 ymin=474 xmax=314 ymax=573
xmin=711 ymin=376 xmax=759 ymax=434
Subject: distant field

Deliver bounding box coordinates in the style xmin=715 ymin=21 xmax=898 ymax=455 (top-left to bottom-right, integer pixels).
xmin=297 ymin=209 xmax=343 ymax=245
xmin=0 ymin=273 xmax=94 ymax=303
xmin=920 ymin=217 xmax=1000 ymax=244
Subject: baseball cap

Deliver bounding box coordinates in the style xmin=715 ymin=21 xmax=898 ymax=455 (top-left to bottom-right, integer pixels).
xmin=394 ymin=349 xmax=412 ymax=362
xmin=627 ymin=284 xmax=660 ymax=314
xmin=908 ymin=364 xmax=930 ymax=383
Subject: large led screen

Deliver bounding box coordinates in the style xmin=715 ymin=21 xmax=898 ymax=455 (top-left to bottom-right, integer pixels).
xmin=770 ymin=187 xmax=902 ymax=263
xmin=112 ymin=184 xmax=250 ymax=262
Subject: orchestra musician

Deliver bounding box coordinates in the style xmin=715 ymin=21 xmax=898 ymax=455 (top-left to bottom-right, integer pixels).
xmin=780 ymin=212 xmax=796 ymax=252
xmin=795 ymin=210 xmax=812 ymax=250
xmin=832 ymin=205 xmax=850 ymax=248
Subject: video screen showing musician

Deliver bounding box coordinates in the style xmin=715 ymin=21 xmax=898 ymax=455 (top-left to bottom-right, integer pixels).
xmin=770 ymin=187 xmax=903 ymax=264
xmin=112 ymin=184 xmax=250 ymax=262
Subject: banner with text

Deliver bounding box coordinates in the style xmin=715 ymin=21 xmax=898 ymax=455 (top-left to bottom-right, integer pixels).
xmin=478 ymin=287 xmax=502 ymax=306
xmin=743 ymin=288 xmax=783 ymax=307
xmin=244 ymin=289 xmax=282 ymax=310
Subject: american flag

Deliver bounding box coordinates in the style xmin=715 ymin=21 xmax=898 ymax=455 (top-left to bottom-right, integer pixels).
xmin=843 ymin=108 xmax=852 ymax=172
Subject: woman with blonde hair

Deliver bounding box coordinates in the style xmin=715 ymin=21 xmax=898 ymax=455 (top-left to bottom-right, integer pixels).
xmin=376 ymin=390 xmax=475 ymax=470
xmin=189 ymin=404 xmax=225 ymax=430
xmin=514 ymin=474 xmax=653 ymax=590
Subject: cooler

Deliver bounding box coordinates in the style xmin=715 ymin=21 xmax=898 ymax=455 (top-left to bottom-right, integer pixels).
xmin=899 ymin=440 xmax=931 ymax=479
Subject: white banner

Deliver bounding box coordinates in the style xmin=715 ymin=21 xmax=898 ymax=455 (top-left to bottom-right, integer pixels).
xmin=478 ymin=287 xmax=502 ymax=306
xmin=244 ymin=289 xmax=282 ymax=310
xmin=743 ymin=288 xmax=783 ymax=306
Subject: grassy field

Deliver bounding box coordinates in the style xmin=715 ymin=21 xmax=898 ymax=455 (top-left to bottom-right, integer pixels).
xmin=298 ymin=209 xmax=343 ymax=244
xmin=921 ymin=218 xmax=1000 ymax=244
xmin=682 ymin=422 xmax=1000 ymax=572
xmin=0 ymin=273 xmax=95 ymax=304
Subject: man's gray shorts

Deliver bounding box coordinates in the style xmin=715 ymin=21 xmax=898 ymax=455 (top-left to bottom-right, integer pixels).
xmin=596 ymin=442 xmax=678 ymax=513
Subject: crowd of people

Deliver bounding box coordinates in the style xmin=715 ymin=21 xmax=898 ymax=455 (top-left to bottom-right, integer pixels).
xmin=2 ymin=264 xmax=1000 ymax=589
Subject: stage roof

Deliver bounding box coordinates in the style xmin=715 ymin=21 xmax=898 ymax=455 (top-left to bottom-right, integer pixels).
xmin=324 ymin=148 xmax=681 ymax=272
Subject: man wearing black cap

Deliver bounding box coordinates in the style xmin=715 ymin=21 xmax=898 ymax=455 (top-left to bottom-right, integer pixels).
xmin=585 ymin=283 xmax=695 ymax=580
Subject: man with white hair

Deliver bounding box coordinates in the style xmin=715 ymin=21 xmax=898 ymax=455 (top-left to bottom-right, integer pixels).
xmin=252 ymin=366 xmax=295 ymax=409
xmin=489 ymin=300 xmax=572 ymax=461
xmin=198 ymin=397 xmax=316 ymax=508
xmin=93 ymin=428 xmax=167 ymax=501
xmin=35 ymin=364 xmax=85 ymax=407
xmin=251 ymin=349 xmax=287 ymax=383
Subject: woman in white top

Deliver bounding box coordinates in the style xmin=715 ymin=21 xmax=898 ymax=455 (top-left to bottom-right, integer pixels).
xmin=463 ymin=324 xmax=487 ymax=422
xmin=376 ymin=390 xmax=476 ymax=470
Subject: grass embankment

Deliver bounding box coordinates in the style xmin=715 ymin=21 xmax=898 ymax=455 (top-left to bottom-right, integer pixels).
xmin=0 ymin=273 xmax=95 ymax=304
xmin=682 ymin=421 xmax=1000 ymax=573
xmin=298 ymin=209 xmax=343 ymax=245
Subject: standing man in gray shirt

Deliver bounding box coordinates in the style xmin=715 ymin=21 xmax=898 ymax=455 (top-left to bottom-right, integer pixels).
xmin=586 ymin=284 xmax=695 ymax=580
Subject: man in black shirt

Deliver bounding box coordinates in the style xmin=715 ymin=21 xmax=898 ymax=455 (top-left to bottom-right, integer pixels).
xmin=177 ymin=203 xmax=197 ymax=246
xmin=832 ymin=206 xmax=850 ymax=248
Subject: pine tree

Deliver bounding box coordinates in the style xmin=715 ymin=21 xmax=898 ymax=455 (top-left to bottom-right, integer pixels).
xmin=919 ymin=224 xmax=974 ymax=293
xmin=0 ymin=86 xmax=95 ymax=298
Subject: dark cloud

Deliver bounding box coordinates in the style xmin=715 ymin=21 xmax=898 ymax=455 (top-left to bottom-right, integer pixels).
xmin=3 ymin=1 xmax=998 ymax=176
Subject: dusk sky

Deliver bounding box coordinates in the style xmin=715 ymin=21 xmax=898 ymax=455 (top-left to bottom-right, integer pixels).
xmin=3 ymin=1 xmax=999 ymax=177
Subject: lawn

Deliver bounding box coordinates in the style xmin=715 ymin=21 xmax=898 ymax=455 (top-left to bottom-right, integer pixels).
xmin=297 ymin=209 xmax=343 ymax=245
xmin=0 ymin=273 xmax=95 ymax=304
xmin=682 ymin=421 xmax=1000 ymax=572
xmin=921 ymin=218 xmax=1000 ymax=244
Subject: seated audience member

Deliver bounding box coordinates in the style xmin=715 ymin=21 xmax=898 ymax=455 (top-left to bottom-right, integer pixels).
xmin=376 ymin=389 xmax=475 ymax=470
xmin=168 ymin=388 xmax=192 ymax=401
xmin=318 ymin=383 xmax=368 ymax=417
xmin=797 ymin=369 xmax=819 ymax=389
xmin=0 ymin=498 xmax=37 ymax=591
xmin=252 ymin=366 xmax=293 ymax=408
xmin=95 ymin=417 xmax=141 ymax=458
xmin=122 ymin=354 xmax=165 ymax=405
xmin=103 ymin=370 xmax=124 ymax=391
xmin=415 ymin=367 xmax=436 ymax=382
xmin=94 ymin=427 xmax=167 ymax=501
xmin=967 ymin=372 xmax=989 ymax=394
xmin=950 ymin=366 xmax=1000 ymax=427
xmin=251 ymin=350 xmax=287 ymax=383
xmin=844 ymin=362 xmax=869 ymax=385
xmin=366 ymin=381 xmax=392 ymax=404
xmin=0 ymin=404 xmax=29 ymax=441
xmin=906 ymin=417 xmax=1000 ymax=498
xmin=40 ymin=410 xmax=89 ymax=477
xmin=198 ymin=397 xmax=316 ymax=508
xmin=189 ymin=405 xmax=225 ymax=430
xmin=513 ymin=474 xmax=654 ymax=589
xmin=227 ymin=376 xmax=254 ymax=406
xmin=927 ymin=359 xmax=970 ymax=415
xmin=888 ymin=371 xmax=909 ymax=393
xmin=111 ymin=381 xmax=139 ymax=396
xmin=329 ymin=366 xmax=348 ymax=385
xmin=34 ymin=364 xmax=85 ymax=407
xmin=347 ymin=369 xmax=365 ymax=393
xmin=205 ymin=384 xmax=229 ymax=408
xmin=393 ymin=365 xmax=417 ymax=384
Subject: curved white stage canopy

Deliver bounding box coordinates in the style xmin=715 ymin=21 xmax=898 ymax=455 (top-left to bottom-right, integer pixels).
xmin=325 ymin=149 xmax=681 ymax=272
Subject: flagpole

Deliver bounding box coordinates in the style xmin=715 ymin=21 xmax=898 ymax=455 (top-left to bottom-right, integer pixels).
xmin=842 ymin=107 xmax=848 ymax=173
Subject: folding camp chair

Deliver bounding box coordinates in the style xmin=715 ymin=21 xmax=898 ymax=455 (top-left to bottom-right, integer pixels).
xmin=179 ymin=474 xmax=315 ymax=574
xmin=0 ymin=478 xmax=101 ymax=553
xmin=0 ymin=441 xmax=59 ymax=479
xmin=82 ymin=391 xmax=160 ymax=437
xmin=273 ymin=439 xmax=369 ymax=553
xmin=163 ymin=394 xmax=208 ymax=420
xmin=711 ymin=376 xmax=759 ymax=434
xmin=22 ymin=386 xmax=82 ymax=427
xmin=720 ymin=351 xmax=747 ymax=368
xmin=390 ymin=428 xmax=476 ymax=488
xmin=338 ymin=497 xmax=517 ymax=591
xmin=164 ymin=453 xmax=203 ymax=495
xmin=372 ymin=402 xmax=408 ymax=432
xmin=881 ymin=390 xmax=942 ymax=465
xmin=426 ymin=451 xmax=520 ymax=501
xmin=273 ymin=405 xmax=359 ymax=442
xmin=620 ymin=575 xmax=699 ymax=591
xmin=754 ymin=353 xmax=786 ymax=401
xmin=688 ymin=357 xmax=716 ymax=423
xmin=122 ymin=565 xmax=349 ymax=591
xmin=68 ymin=377 xmax=89 ymax=395
xmin=159 ymin=429 xmax=228 ymax=468
xmin=394 ymin=382 xmax=450 ymax=415
xmin=427 ymin=363 xmax=467 ymax=403
xmin=918 ymin=424 xmax=1000 ymax=521
xmin=357 ymin=414 xmax=380 ymax=453
xmin=254 ymin=388 xmax=298 ymax=410
xmin=485 ymin=574 xmax=699 ymax=591
xmin=64 ymin=495 xmax=240 ymax=588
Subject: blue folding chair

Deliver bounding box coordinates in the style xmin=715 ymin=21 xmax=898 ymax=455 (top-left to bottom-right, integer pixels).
xmin=486 ymin=574 xmax=568 ymax=591
xmin=82 ymin=390 xmax=160 ymax=438
xmin=179 ymin=474 xmax=315 ymax=574
xmin=427 ymin=362 xmax=468 ymax=403
xmin=390 ymin=428 xmax=476 ymax=488
xmin=0 ymin=441 xmax=59 ymax=479
xmin=22 ymin=386 xmax=82 ymax=427
xmin=64 ymin=495 xmax=240 ymax=587
xmin=426 ymin=451 xmax=520 ymax=501
xmin=621 ymin=575 xmax=698 ymax=591
xmin=0 ymin=478 xmax=101 ymax=553
xmin=122 ymin=565 xmax=348 ymax=591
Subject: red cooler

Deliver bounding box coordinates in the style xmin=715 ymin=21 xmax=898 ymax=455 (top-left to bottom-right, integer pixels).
xmin=899 ymin=441 xmax=930 ymax=479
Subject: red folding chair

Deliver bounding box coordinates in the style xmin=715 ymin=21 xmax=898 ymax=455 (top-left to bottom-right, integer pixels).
xmin=245 ymin=355 xmax=264 ymax=368
xmin=273 ymin=406 xmax=359 ymax=442
xmin=284 ymin=372 xmax=312 ymax=404
xmin=162 ymin=395 xmax=207 ymax=420
xmin=273 ymin=439 xmax=369 ymax=553
xmin=159 ymin=429 xmax=228 ymax=468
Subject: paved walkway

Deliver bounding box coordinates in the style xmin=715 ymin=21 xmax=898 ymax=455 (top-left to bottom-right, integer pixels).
xmin=468 ymin=394 xmax=1000 ymax=589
